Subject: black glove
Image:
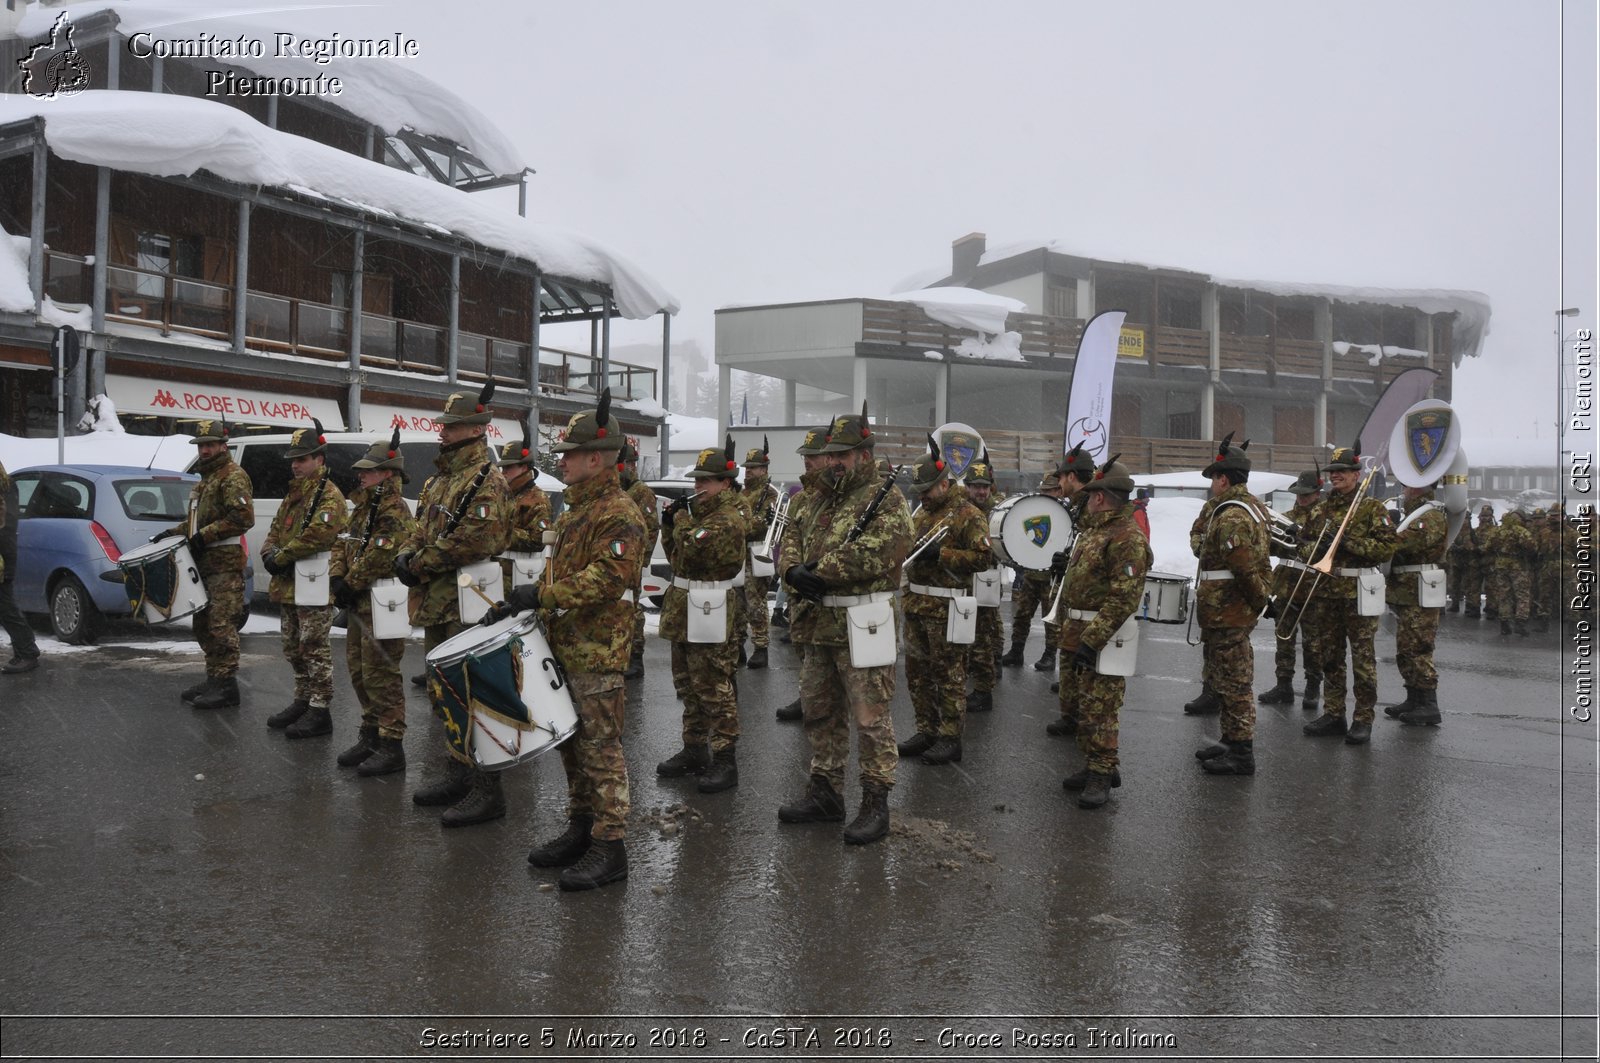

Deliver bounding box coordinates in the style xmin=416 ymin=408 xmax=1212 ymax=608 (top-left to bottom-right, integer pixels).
xmin=261 ymin=550 xmax=288 ymax=577
xmin=783 ymin=561 xmax=827 ymax=603
xmin=186 ymin=533 xmax=207 ymax=555
xmin=1262 ymin=597 xmax=1281 ymax=621
xmin=329 ymin=576 xmax=351 ymax=609
xmin=150 ymin=532 xmax=175 ymax=544
xmin=480 ymin=583 xmax=543 ymax=626
xmin=1070 ymin=642 xmax=1099 ymax=674
xmin=393 ymin=553 xmax=420 ymax=587
xmin=1049 ymin=549 xmax=1070 ymax=578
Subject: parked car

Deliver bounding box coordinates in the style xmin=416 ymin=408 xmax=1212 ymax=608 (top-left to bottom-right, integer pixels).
xmin=11 ymin=464 xmax=253 ymax=643
xmin=185 ymin=432 xmax=564 ymax=596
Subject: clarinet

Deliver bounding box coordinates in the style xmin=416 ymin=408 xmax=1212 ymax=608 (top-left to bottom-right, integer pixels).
xmin=358 ymin=481 xmax=383 ymax=552
xmin=843 ymin=465 xmax=900 ymax=545
xmin=441 ymin=462 xmax=494 ymax=539
xmin=296 ymin=470 xmax=330 ymax=534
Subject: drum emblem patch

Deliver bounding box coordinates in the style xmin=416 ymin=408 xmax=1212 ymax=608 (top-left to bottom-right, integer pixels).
xmin=1023 ymin=515 xmax=1052 ymax=546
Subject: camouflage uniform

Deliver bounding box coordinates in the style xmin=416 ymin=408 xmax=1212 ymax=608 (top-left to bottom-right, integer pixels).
xmin=171 ymin=444 xmax=253 ymax=681
xmin=499 ymin=472 xmax=551 ymax=596
xmin=902 ymin=479 xmax=992 ymax=746
xmin=1011 ymin=571 xmax=1059 ymax=652
xmin=1194 ymin=482 xmax=1271 ymax=745
xmin=1387 ymin=490 xmax=1447 ymax=692
xmin=333 ymin=477 xmax=414 ymax=740
xmin=1445 ymin=518 xmax=1475 ymax=613
xmin=964 ymin=480 xmax=1005 ymax=697
xmin=264 ymin=467 xmax=347 ymax=709
xmin=1486 ymin=511 xmax=1535 ymax=629
xmin=1474 ymin=510 xmax=1499 ymax=618
xmin=741 ymin=472 xmax=781 ymax=652
xmin=1268 ymin=488 xmax=1325 ymax=695
xmin=1532 ymin=511 xmax=1563 ymax=629
xmin=622 ymin=472 xmax=659 ymax=664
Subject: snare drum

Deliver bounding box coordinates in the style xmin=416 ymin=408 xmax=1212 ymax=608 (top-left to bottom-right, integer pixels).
xmin=1141 ymin=572 xmax=1190 ymax=624
xmin=425 ymin=614 xmax=578 ymax=771
xmin=117 ymin=535 xmax=208 ymax=623
xmin=988 ymin=493 xmax=1075 ymax=570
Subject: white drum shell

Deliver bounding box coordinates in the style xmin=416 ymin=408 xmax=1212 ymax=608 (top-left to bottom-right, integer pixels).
xmin=1141 ymin=573 xmax=1191 ymax=624
xmin=117 ymin=537 xmax=207 ymax=624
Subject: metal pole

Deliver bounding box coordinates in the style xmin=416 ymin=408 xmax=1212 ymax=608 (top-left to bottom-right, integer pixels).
xmin=232 ymin=199 xmax=250 ymax=354
xmin=56 ymin=337 xmax=64 ymax=464
xmin=348 ymin=230 xmax=365 ymax=430
xmin=601 ymin=295 xmax=612 ymax=393
xmin=91 ymin=167 xmax=109 ymax=333
xmin=446 ymin=253 xmax=460 ymax=384
xmin=659 ymin=311 xmax=671 ymax=474
xmin=518 ymin=172 xmax=527 ymax=218
xmin=529 ymin=269 xmax=542 ymax=446
xmin=29 ymin=140 xmax=45 ymax=315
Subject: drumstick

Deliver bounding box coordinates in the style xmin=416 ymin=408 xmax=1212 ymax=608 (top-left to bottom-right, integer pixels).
xmin=456 ymin=571 xmax=497 ymax=608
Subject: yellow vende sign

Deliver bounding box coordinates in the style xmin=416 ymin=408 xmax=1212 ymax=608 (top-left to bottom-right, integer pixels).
xmin=1118 ymin=326 xmax=1146 ymax=359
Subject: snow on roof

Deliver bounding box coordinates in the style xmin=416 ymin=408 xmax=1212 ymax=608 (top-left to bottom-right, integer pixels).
xmin=0 ymin=91 xmax=678 ymax=320
xmin=16 ymin=0 xmax=528 ymax=176
xmin=0 ymin=223 xmax=93 ymax=327
xmin=667 ymin=413 xmax=718 ymax=450
xmin=895 ymin=286 xmax=1025 ymax=336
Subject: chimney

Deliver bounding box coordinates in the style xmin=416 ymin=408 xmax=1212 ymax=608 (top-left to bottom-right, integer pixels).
xmin=951 ymin=232 xmax=985 ymax=284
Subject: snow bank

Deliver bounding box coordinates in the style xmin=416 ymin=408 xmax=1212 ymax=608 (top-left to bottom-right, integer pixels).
xmin=666 ymin=413 xmax=718 ymax=450
xmin=1332 ymin=341 xmax=1429 ymax=367
xmin=953 ymin=330 xmax=1024 ymax=362
xmin=897 ymin=286 xmax=1025 ymax=336
xmin=0 ymin=92 xmax=677 ymax=320
xmin=0 ymin=223 xmax=93 ymax=327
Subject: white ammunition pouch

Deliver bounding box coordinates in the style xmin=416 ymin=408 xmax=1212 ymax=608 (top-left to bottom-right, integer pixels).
xmin=749 ymin=546 xmax=775 ymax=579
xmin=368 ymin=578 xmax=411 ymax=639
xmin=675 ymin=576 xmax=736 ymax=644
xmin=973 ymin=567 xmax=1003 ymax=608
xmin=843 ymin=593 xmax=897 ymax=668
xmin=1094 ymin=614 xmax=1141 ymax=677
xmin=502 ymin=550 xmax=546 ymax=589
xmin=1355 ymin=568 xmax=1386 ymax=616
xmin=1394 ymin=563 xmax=1446 ymax=608
xmin=294 ymin=551 xmax=332 ymax=607
xmin=456 ymin=560 xmax=502 ymax=625
xmin=945 ymin=595 xmax=977 ymax=645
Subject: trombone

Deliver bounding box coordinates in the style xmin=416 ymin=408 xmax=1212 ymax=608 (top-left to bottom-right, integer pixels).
xmin=1275 ymin=463 xmax=1378 ymax=641
xmin=752 ymin=492 xmax=791 ymax=566
xmin=1039 ymin=527 xmax=1080 ymax=627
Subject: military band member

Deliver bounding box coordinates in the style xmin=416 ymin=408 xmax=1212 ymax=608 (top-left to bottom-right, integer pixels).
xmin=1056 ymin=457 xmax=1152 ymax=808
xmin=1044 ymin=445 xmax=1105 ymax=731
xmin=1487 ymin=510 xmax=1534 ymax=637
xmin=1445 ymin=506 xmax=1475 ymax=614
xmin=774 ymin=428 xmax=830 ymax=724
xmin=1259 ymin=469 xmax=1325 ymax=710
xmin=777 ymin=403 xmax=913 ymax=845
xmin=656 ymin=437 xmax=748 ymax=792
xmin=618 ymin=441 xmax=658 ymax=679
xmin=1182 ymin=434 xmax=1251 ymax=717
xmin=1302 ymin=443 xmax=1398 ymax=745
xmin=1382 ymin=483 xmax=1448 ymax=727
xmin=168 ymin=421 xmax=253 ymax=708
xmin=1531 ymin=508 xmax=1561 ymax=633
xmin=0 ymin=460 xmax=40 ymax=675
xmin=394 ymin=383 xmax=512 ymax=826
xmin=1474 ymin=506 xmax=1499 ymax=619
xmin=1191 ymin=440 xmax=1272 ymax=775
xmin=1004 ymin=473 xmax=1062 ymax=673
xmin=896 ymin=437 xmax=994 ymax=765
xmin=740 ymin=439 xmax=780 ymax=670
xmin=260 ymin=420 xmax=347 ymax=738
xmin=962 ymin=454 xmax=1004 ymax=713
xmin=498 ymin=427 xmax=552 ymax=597
xmin=492 ymin=389 xmax=643 ymax=891
xmin=330 ymin=429 xmax=416 ymax=775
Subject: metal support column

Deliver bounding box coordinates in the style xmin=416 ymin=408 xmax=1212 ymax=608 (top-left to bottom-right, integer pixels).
xmin=529 ymin=270 xmax=542 ymax=445
xmin=91 ymin=167 xmax=109 ymax=334
xmin=1315 ymin=297 xmax=1333 ymax=448
xmin=717 ymin=363 xmax=732 ymax=441
xmin=782 ymin=379 xmax=796 ymax=426
xmin=659 ymin=311 xmax=671 ymax=473
xmin=231 ymin=199 xmax=250 ymax=354
xmin=601 ymin=296 xmax=612 ymax=394
xmin=518 ymin=173 xmax=528 ymax=218
xmin=348 ymin=230 xmax=364 ymax=430
xmin=446 ymin=253 xmax=460 ymax=384
xmin=1200 ymin=284 xmax=1219 ymax=441
xmin=29 ymin=141 xmax=45 ymax=314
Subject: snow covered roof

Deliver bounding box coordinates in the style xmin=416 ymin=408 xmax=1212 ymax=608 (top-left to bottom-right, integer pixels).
xmin=15 ymin=0 xmax=528 ymax=176
xmin=0 ymin=91 xmax=678 ymax=320
xmin=894 ymin=286 xmax=1025 ymax=336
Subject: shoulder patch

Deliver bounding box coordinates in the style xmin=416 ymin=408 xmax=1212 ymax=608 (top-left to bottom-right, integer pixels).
xmin=374 ymin=536 xmax=391 ymax=549
xmin=609 ymin=540 xmax=628 ymax=558
xmin=475 ymin=503 xmax=491 ymax=519
xmin=693 ymin=527 xmax=710 ymax=541
xmin=319 ymin=510 xmax=332 ymax=523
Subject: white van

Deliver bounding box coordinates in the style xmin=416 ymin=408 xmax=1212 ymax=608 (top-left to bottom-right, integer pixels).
xmin=188 ymin=431 xmax=563 ymax=596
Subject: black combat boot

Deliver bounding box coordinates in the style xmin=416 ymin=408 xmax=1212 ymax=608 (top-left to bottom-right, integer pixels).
xmin=1050 ymin=680 xmax=1059 ymax=694
xmin=191 ymin=677 xmax=240 ymax=711
xmin=778 ymin=774 xmax=845 ymax=824
xmin=1400 ymin=688 xmax=1442 ymax=727
xmin=180 ymin=675 xmax=215 ymax=704
xmin=1045 ymin=716 xmax=1077 ymax=736
xmin=2 ymin=653 xmax=39 ymax=674
xmin=747 ymin=646 xmax=768 ymax=669
xmin=623 ymin=643 xmax=644 ymax=679
xmin=656 ymin=742 xmax=711 ymax=777
xmin=337 ymin=725 xmax=379 ymax=766
xmin=1465 ymin=604 xmax=1481 ymax=619
xmin=1446 ymin=598 xmax=1460 ymax=613
xmin=1258 ymin=678 xmax=1295 ymax=705
xmin=528 ymin=814 xmax=594 ymax=867
xmin=1194 ymin=742 xmax=1229 ymax=761
xmin=1485 ymin=605 xmax=1499 ymax=620
xmin=357 ymin=736 xmax=406 ymax=776
xmin=412 ymin=758 xmax=473 ymax=806
xmin=1201 ymin=740 xmax=1256 ymax=775
xmin=697 ymin=750 xmax=739 ymax=793
xmin=440 ymin=771 xmax=505 ymax=827
xmin=770 ymin=605 xmax=789 ymax=628
xmin=737 ymin=644 xmax=747 ymax=668
xmin=1063 ymin=766 xmax=1121 ymax=791
xmin=1514 ymin=619 xmax=1529 ymax=637
xmin=559 ymin=838 xmax=628 ymax=891
xmin=1076 ymin=771 xmax=1114 ymax=809
xmin=1383 ymin=687 xmax=1417 ymax=718
xmin=1303 ymin=713 xmax=1348 ymax=737
xmin=1001 ymin=640 xmax=1027 ymax=667
xmin=920 ymin=736 xmax=962 ymax=765
xmin=896 ymin=731 xmax=935 ymax=758
xmin=842 ymin=783 xmax=890 ymax=845
xmin=965 ymin=689 xmax=993 ymax=713
xmin=285 ymin=705 xmax=332 ymax=739
xmin=1344 ymin=720 xmax=1372 ymax=745
xmin=1033 ymin=647 xmax=1058 ymax=672
xmin=1500 ymin=619 xmax=1512 ymax=635
xmin=1300 ymin=677 xmax=1322 ymax=712
xmin=266 ymin=697 xmax=309 ymax=729
xmin=1183 ymin=686 xmax=1221 ymax=715
xmin=1534 ymin=616 xmax=1550 ymax=633
xmin=775 ymin=697 xmax=803 ymax=722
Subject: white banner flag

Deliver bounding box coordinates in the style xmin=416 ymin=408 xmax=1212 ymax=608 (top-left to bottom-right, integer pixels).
xmin=1062 ymin=310 xmax=1127 ymax=461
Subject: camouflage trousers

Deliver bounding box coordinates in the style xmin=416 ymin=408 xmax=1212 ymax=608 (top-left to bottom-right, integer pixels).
xmin=1313 ymin=603 xmax=1380 ymax=724
xmin=1393 ymin=603 xmax=1441 ymax=690
xmin=1447 ymin=558 xmax=1479 ymax=610
xmin=967 ymin=606 xmax=1002 ymax=692
xmin=1202 ymin=625 xmax=1256 ymax=742
xmin=1059 ymin=661 xmax=1125 ymax=774
xmin=1272 ymin=595 xmax=1323 ymax=684
xmin=344 ymin=602 xmax=407 ymax=739
xmin=280 ymin=604 xmax=334 ymax=707
xmin=561 ymin=672 xmax=629 ymax=842
xmin=1012 ymin=574 xmax=1060 ymax=649
xmin=1533 ymin=561 xmax=1563 ymax=621
xmin=632 ymin=602 xmax=646 ymax=658
xmin=798 ymin=642 xmax=897 ymax=791
xmin=743 ymin=574 xmax=772 ymax=649
xmin=905 ymin=611 xmax=968 ymax=739
xmin=670 ymin=640 xmax=740 ymax=753
xmin=194 ymin=564 xmax=244 ymax=680
xmin=1490 ymin=563 xmax=1532 ymax=621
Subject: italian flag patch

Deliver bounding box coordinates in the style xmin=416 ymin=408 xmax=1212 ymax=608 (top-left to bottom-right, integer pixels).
xmin=474 ymin=503 xmax=491 ymax=519
xmin=374 ymin=536 xmax=391 ymax=549
xmin=693 ymin=527 xmax=709 ymax=541
xmin=319 ymin=510 xmax=331 ymax=523
xmin=609 ymin=541 xmax=628 ymax=558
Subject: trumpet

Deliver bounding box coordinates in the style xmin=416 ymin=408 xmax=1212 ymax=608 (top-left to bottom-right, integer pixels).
xmin=752 ymin=492 xmax=791 ymax=566
xmin=1275 ymin=464 xmax=1378 ymax=641
xmin=1266 ymin=508 xmax=1303 ymax=553
xmin=1039 ymin=529 xmax=1079 ymax=627
xmin=901 ymin=519 xmax=953 ymax=571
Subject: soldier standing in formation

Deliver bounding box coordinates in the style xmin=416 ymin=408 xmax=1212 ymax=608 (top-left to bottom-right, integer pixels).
xmin=260 ymin=421 xmax=347 ymax=738
xmin=1475 ymin=506 xmax=1499 ymax=619
xmin=656 ymin=437 xmax=748 ymax=793
xmin=1056 ymin=457 xmax=1151 ymax=809
xmin=740 ymin=439 xmax=780 ymax=671
xmin=1259 ymin=469 xmax=1325 ymax=711
xmin=1183 ymin=435 xmax=1250 ymax=718
xmin=1445 ymin=505 xmax=1475 ymax=614
xmin=1487 ymin=510 xmax=1534 ymax=637
xmin=395 ymin=384 xmax=512 ymax=827
xmin=962 ymin=454 xmax=1004 ymax=714
xmin=617 ymin=441 xmax=658 ymax=679
xmin=1003 ymin=473 xmax=1061 ymax=674
xmin=1301 ymin=444 xmax=1397 ymax=746
xmin=1044 ymin=447 xmax=1100 ymax=728
xmin=774 ymin=427 xmax=830 ymax=724
xmin=1191 ymin=440 xmax=1271 ymax=776
xmin=1531 ymin=508 xmax=1561 ymax=633
xmin=497 ymin=428 xmax=552 ymax=597
xmin=1382 ymin=483 xmax=1448 ymax=727
xmin=330 ymin=429 xmax=415 ymax=776
xmin=895 ymin=437 xmax=993 ymax=766
xmin=777 ymin=404 xmax=912 ymax=845
xmin=0 ymin=460 xmax=37 ymax=676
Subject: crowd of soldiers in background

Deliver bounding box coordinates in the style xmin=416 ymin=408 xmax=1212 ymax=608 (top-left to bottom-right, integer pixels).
xmin=1445 ymin=502 xmax=1580 ymax=634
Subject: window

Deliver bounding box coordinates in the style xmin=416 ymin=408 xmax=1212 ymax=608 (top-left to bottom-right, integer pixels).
xmin=22 ymin=474 xmax=92 ymax=519
xmin=115 ymin=479 xmax=193 ymax=522
xmin=1046 ymin=285 xmax=1077 ymax=320
xmin=1160 ymin=288 xmax=1202 ymax=330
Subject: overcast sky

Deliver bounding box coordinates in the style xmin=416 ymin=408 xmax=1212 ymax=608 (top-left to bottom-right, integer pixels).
xmin=162 ymin=0 xmax=1600 ymax=445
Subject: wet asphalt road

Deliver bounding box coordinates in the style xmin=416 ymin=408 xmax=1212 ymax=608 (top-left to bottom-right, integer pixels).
xmin=0 ymin=608 xmax=1594 ymax=1061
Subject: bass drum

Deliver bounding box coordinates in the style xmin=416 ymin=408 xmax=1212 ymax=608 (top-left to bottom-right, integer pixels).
xmin=988 ymin=493 xmax=1074 ymax=570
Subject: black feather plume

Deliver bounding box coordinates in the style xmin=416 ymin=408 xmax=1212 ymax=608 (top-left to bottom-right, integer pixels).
xmin=596 ymin=387 xmax=611 ymax=428
xmin=724 ymin=433 xmax=735 ymax=464
xmin=388 ymin=426 xmax=400 ymax=455
xmin=477 ymin=379 xmax=496 ymax=409
xmin=762 ymin=434 xmax=769 ymax=459
xmin=1218 ymin=430 xmax=1234 ymax=453
xmin=1240 ymin=438 xmax=1251 ymax=451
xmin=1352 ymin=436 xmax=1362 ymax=457
xmin=926 ymin=432 xmax=940 ymax=461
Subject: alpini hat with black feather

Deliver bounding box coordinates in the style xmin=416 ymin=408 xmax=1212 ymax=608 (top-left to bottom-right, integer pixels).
xmin=1080 ymin=453 xmax=1135 ymax=494
xmin=966 ymin=449 xmax=995 ymax=486
xmin=353 ymin=426 xmax=408 ymax=481
xmin=189 ymin=414 xmax=230 ymax=445
xmin=284 ymin=417 xmax=328 ymax=458
xmin=436 ymin=380 xmax=495 ymax=426
xmin=819 ymin=401 xmax=875 ymax=453
xmin=1201 ymin=430 xmax=1252 ymax=477
xmin=743 ymin=435 xmax=771 ymax=468
xmin=690 ymin=434 xmax=740 ymax=480
xmin=551 ymin=387 xmax=623 ymax=454
xmin=909 ymin=433 xmax=949 ymax=494
xmin=1325 ymin=438 xmax=1363 ymax=473
xmin=496 ymin=425 xmax=535 ymax=468
xmin=1054 ymin=442 xmax=1097 ymax=479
